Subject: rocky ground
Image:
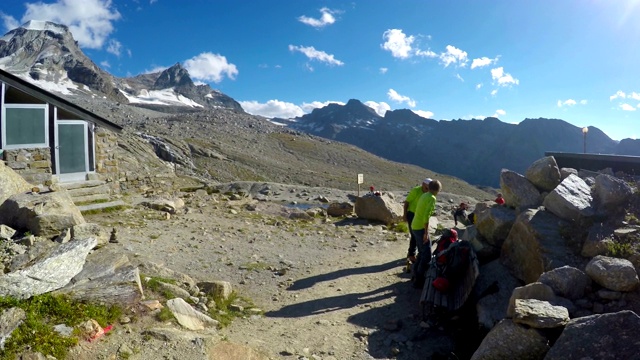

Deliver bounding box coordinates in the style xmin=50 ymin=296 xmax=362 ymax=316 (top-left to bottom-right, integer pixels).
xmin=66 ymin=183 xmax=485 ymax=360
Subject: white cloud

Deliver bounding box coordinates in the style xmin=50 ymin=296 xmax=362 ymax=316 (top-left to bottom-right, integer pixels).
xmin=106 ymin=39 xmax=121 ymax=56
xmin=379 ymin=67 xmax=388 ymax=74
xmin=1 ymin=13 xmax=19 ymax=32
xmin=413 ymin=110 xmax=434 ymax=118
xmin=630 ymin=92 xmax=640 ymax=101
xmin=100 ymin=60 xmax=110 ymax=68
xmin=288 ymin=45 xmax=344 ymax=66
xmin=490 ymin=67 xmax=519 ymax=86
xmin=298 ymin=7 xmax=337 ymax=28
xmin=183 ymin=52 xmax=238 ymax=83
xmin=610 ymin=90 xmax=626 ymax=101
xmin=143 ymin=65 xmax=168 ymax=74
xmin=471 ymin=57 xmax=496 ymax=69
xmin=580 ymin=99 xmax=588 ymax=105
xmin=456 ymin=74 xmax=464 ymax=82
xmin=16 ymin=0 xmax=121 ymax=49
xmin=415 ymin=49 xmax=438 ymax=58
xmin=240 ymin=100 xmax=305 ymax=119
xmin=491 ymin=89 xmax=498 ymax=96
xmin=557 ymin=99 xmax=577 ymax=107
xmin=387 ymin=89 xmax=416 ymax=108
xmin=381 ymin=29 xmax=414 ymax=59
xmin=440 ymin=45 xmax=468 ymax=67
xmin=493 ymin=109 xmax=506 ymax=117
xmin=476 ymin=83 xmax=483 ymax=89
xmin=620 ymin=103 xmax=636 ymax=111
xmin=300 ymin=100 xmax=344 ymax=113
xmin=364 ymin=101 xmax=391 ymax=116
xmin=150 ymin=0 xmax=158 ymax=4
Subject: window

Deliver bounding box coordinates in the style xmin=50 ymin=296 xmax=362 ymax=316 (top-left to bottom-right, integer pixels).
xmin=2 ymin=104 xmax=48 ymax=149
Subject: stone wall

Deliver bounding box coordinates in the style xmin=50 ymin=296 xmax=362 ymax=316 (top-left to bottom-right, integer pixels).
xmin=2 ymin=147 xmax=52 ymax=185
xmin=94 ymin=127 xmax=119 ymax=183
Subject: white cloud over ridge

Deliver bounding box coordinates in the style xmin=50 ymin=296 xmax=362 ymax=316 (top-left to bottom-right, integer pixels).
xmin=183 ymin=52 xmax=238 ymax=83
xmin=558 ymin=99 xmax=577 ymax=107
xmin=413 ymin=110 xmax=434 ymax=118
xmin=6 ymin=0 xmax=121 ymax=49
xmin=388 ymin=89 xmax=416 ymax=108
xmin=298 ymin=7 xmax=337 ymax=28
xmin=301 ymin=100 xmax=344 ymax=113
xmin=364 ymin=101 xmax=391 ymax=116
xmin=493 ymin=109 xmax=506 ymax=117
xmin=289 ymin=45 xmax=344 ymax=66
xmin=491 ymin=67 xmax=519 ymax=86
xmin=240 ymin=100 xmax=304 ymax=118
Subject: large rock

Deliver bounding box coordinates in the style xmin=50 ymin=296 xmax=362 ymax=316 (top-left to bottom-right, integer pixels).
xmin=525 ymin=156 xmax=561 ymax=192
xmin=55 ymin=246 xmax=144 ymax=305
xmin=327 ymin=202 xmax=353 ymax=217
xmin=354 ymin=193 xmax=403 ymax=224
xmin=501 ymin=208 xmax=575 ymax=283
xmin=581 ymin=223 xmax=615 ymax=258
xmin=594 ymin=174 xmax=633 ymax=211
xmin=470 ymin=319 xmax=549 ymax=360
xmin=71 ymin=223 xmax=109 ymax=246
xmin=166 ymin=298 xmax=219 ymax=330
xmin=506 ymin=282 xmax=557 ymax=317
xmin=545 ymin=311 xmax=640 ymax=360
xmin=0 ymin=161 xmax=32 ymax=205
xmin=585 ymin=255 xmax=639 ymax=292
xmin=0 ymin=225 xmax=16 ymax=240
xmin=0 ymin=307 xmax=26 ymax=350
xmin=513 ymin=299 xmax=569 ymax=328
xmin=499 ymin=169 xmax=541 ymax=209
xmin=474 ymin=202 xmax=517 ymax=248
xmin=537 ymin=266 xmax=591 ymax=300
xmin=0 ymin=191 xmax=85 ymax=238
xmin=542 ymin=174 xmax=594 ymax=222
xmin=474 ymin=259 xmax=521 ymax=330
xmin=0 ymin=237 xmax=97 ymax=299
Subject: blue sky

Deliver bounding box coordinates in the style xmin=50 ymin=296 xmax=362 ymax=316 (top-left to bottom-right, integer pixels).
xmin=1 ymin=0 xmax=639 ymax=141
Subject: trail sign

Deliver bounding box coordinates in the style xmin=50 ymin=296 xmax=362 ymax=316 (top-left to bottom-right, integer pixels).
xmin=357 ymin=174 xmax=363 ymax=184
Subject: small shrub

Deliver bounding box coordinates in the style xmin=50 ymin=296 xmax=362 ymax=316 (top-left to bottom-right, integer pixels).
xmin=156 ymin=307 xmax=175 ymax=322
xmin=390 ymin=222 xmax=409 ymax=233
xmin=207 ymin=292 xmax=260 ymax=328
xmin=607 ymin=241 xmax=633 ymax=258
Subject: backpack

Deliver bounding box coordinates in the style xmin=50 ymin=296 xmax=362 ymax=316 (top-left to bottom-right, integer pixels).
xmin=432 ymin=233 xmax=472 ymax=293
xmin=434 ymin=229 xmax=458 ymax=266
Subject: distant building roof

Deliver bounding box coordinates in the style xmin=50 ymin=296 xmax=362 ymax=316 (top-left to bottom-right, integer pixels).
xmin=0 ymin=68 xmax=123 ymax=132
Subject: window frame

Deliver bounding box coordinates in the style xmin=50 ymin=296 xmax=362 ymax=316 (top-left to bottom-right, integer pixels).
xmin=1 ymin=103 xmax=49 ymax=149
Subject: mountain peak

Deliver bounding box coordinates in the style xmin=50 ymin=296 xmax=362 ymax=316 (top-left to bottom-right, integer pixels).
xmin=153 ymin=63 xmax=194 ymax=89
xmin=20 ymin=20 xmax=70 ymax=34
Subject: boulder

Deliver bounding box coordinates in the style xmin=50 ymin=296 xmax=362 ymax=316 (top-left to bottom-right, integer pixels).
xmin=138 ymin=261 xmax=199 ymax=296
xmin=585 ymin=255 xmax=639 ymax=292
xmin=560 ymin=167 xmax=578 ymax=180
xmin=501 ymin=208 xmax=576 ymax=283
xmin=0 ymin=237 xmax=97 ymax=299
xmin=513 ymin=299 xmax=569 ymax=328
xmin=327 ymin=202 xmax=353 ymax=217
xmin=474 ymin=259 xmax=521 ymax=330
xmin=537 ymin=266 xmax=591 ymax=300
xmin=506 ymin=282 xmax=556 ymax=317
xmin=582 ymin=223 xmax=615 ymax=258
xmin=198 ymin=280 xmax=233 ymax=300
xmin=525 ymin=156 xmax=561 ymax=192
xmin=594 ymin=174 xmax=633 ymax=211
xmin=463 ymin=225 xmax=500 ymax=262
xmin=0 ymin=161 xmax=32 ymax=206
xmin=474 ymin=202 xmax=517 ymax=248
xmin=545 ymin=310 xmax=640 ymax=360
xmin=542 ymin=174 xmax=594 ymax=222
xmin=0 ymin=191 xmax=85 ymax=238
xmin=71 ymin=223 xmax=110 ymax=246
xmin=354 ymin=194 xmax=403 ymax=224
xmin=0 ymin=225 xmax=16 ymax=241
xmin=499 ymin=169 xmax=541 ymax=209
xmin=141 ymin=198 xmax=179 ymax=214
xmin=470 ymin=319 xmax=549 ymax=360
xmin=0 ymin=307 xmax=26 ymax=350
xmin=166 ymin=298 xmax=219 ymax=331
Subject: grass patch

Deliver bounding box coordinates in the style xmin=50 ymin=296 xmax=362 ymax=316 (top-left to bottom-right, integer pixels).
xmin=80 ymin=205 xmax=127 ymax=215
xmin=0 ymin=294 xmax=122 ymax=360
xmin=390 ymin=222 xmax=409 ymax=233
xmin=240 ymin=262 xmax=271 ymax=272
xmin=207 ymin=292 xmax=261 ymax=328
xmin=141 ymin=275 xmax=178 ymax=300
xmin=74 ymin=198 xmax=110 ymax=206
xmin=156 ymin=307 xmax=175 ymax=322
xmin=607 ymin=241 xmax=634 ymax=258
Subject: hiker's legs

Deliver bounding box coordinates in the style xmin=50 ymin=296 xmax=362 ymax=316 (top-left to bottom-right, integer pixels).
xmin=406 ymin=211 xmax=416 ymax=259
xmin=411 ymin=229 xmax=427 ymax=287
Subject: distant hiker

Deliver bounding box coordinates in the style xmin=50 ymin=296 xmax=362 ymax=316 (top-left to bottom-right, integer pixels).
xmin=495 ymin=193 xmax=505 ymax=205
xmin=453 ymin=202 xmax=469 ymax=226
xmin=410 ymin=179 xmax=442 ymax=289
xmin=403 ymin=178 xmax=432 ymax=265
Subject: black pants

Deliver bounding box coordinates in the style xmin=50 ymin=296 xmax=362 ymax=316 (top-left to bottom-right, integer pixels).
xmin=454 ymin=209 xmax=467 ymax=225
xmin=407 ymin=211 xmax=417 ymax=257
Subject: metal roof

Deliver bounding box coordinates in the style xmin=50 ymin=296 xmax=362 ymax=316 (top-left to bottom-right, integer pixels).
xmin=0 ymin=68 xmax=123 ymax=132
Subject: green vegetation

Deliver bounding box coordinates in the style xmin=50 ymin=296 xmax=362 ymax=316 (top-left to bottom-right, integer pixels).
xmin=390 ymin=222 xmax=409 ymax=233
xmin=607 ymin=241 xmax=634 ymax=258
xmin=207 ymin=292 xmax=261 ymax=328
xmin=141 ymin=275 xmax=178 ymax=300
xmin=80 ymin=205 xmax=127 ymax=215
xmin=240 ymin=261 xmax=271 ymax=272
xmin=0 ymin=294 xmax=122 ymax=360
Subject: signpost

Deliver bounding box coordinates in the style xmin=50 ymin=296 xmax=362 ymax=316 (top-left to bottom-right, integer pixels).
xmin=357 ymin=173 xmax=363 ymax=197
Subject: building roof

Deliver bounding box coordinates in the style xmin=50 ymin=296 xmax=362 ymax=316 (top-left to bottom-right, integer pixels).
xmin=0 ymin=68 xmax=123 ymax=132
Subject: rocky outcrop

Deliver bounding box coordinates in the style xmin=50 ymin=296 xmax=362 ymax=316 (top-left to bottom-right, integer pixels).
xmin=499 ymin=170 xmax=541 ymax=209
xmin=585 ymin=256 xmax=639 ymax=292
xmin=594 ymin=173 xmax=633 ymax=212
xmin=542 ymin=174 xmax=595 ymax=222
xmin=537 ymin=266 xmax=591 ymax=300
xmin=0 ymin=190 xmax=85 ymax=238
xmin=0 ymin=161 xmax=32 ymax=205
xmin=470 ymin=319 xmax=550 ymax=360
xmin=166 ymin=298 xmax=219 ymax=331
xmin=474 ymin=202 xmax=516 ymax=248
xmin=525 ymin=156 xmax=561 ymax=191
xmin=354 ymin=194 xmax=403 ymax=224
xmin=512 ymin=298 xmax=569 ymax=328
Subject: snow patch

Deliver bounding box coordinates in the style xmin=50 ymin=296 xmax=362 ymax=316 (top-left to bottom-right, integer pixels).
xmin=21 ymin=20 xmax=66 ymax=34
xmin=121 ymin=88 xmax=204 ymax=108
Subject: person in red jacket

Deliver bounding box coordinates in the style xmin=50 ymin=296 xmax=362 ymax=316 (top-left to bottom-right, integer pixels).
xmin=495 ymin=193 xmax=505 ymax=205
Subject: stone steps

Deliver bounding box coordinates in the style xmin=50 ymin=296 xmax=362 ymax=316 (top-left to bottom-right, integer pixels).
xmin=60 ymin=180 xmax=121 ymax=211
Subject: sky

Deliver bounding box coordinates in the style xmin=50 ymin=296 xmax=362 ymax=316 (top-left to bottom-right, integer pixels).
xmin=1 ymin=0 xmax=640 ymax=141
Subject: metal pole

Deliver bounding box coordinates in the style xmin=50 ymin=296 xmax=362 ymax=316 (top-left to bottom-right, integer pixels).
xmin=583 ymin=132 xmax=586 ymax=154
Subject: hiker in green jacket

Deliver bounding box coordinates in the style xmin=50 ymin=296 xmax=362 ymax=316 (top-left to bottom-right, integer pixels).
xmin=410 ymin=179 xmax=441 ymax=289
xmin=403 ymin=178 xmax=432 ymax=263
